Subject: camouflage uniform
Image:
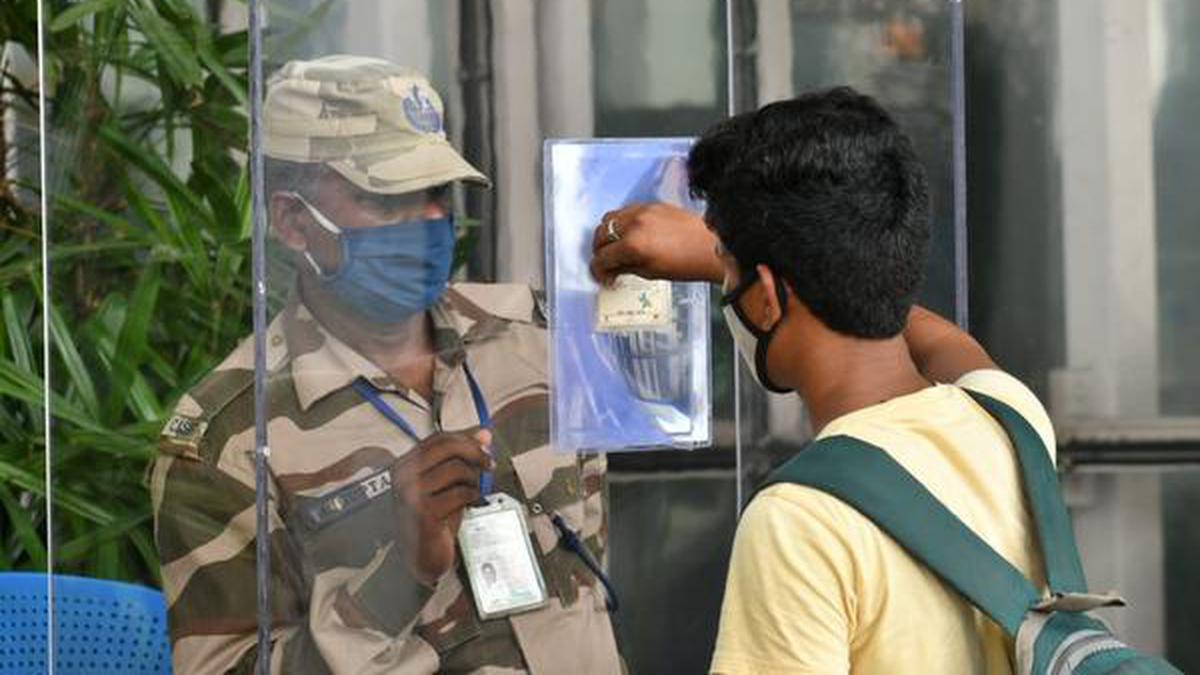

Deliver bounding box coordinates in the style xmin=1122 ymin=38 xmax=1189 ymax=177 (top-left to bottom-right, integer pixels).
xmin=150 ymin=285 xmax=620 ymax=674
xmin=149 ymin=56 xmax=622 ymax=674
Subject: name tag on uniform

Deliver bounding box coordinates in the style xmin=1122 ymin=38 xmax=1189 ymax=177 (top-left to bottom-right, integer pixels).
xmin=458 ymin=493 xmax=549 ymax=620
xmin=595 ymin=275 xmax=672 ymax=331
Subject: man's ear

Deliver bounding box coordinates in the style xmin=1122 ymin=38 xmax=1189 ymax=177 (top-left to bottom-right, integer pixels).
xmin=754 ymin=263 xmax=785 ymax=332
xmin=269 ymin=191 xmax=310 ymax=252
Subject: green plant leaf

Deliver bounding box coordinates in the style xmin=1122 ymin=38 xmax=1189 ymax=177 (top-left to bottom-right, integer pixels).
xmin=100 ymin=123 xmax=208 ymax=218
xmin=48 ymin=0 xmax=120 ymax=33
xmin=191 ymin=161 xmax=241 ymax=242
xmin=0 ymin=483 xmax=47 ymax=570
xmin=126 ymin=0 xmax=202 ymax=88
xmin=94 ymin=539 xmax=120 ymax=578
xmin=0 ymin=458 xmax=114 ymax=524
xmin=0 ymin=356 xmax=149 ymax=459
xmin=233 ymin=166 xmax=252 ymax=241
xmin=2 ymin=293 xmax=35 ymax=375
xmin=194 ymin=35 xmax=247 ymax=108
xmin=55 ymin=510 xmax=149 ymax=564
xmin=129 ymin=528 xmax=160 ymax=585
xmin=48 ymin=302 xmax=101 ymax=418
xmin=102 ymin=264 xmax=161 ymax=425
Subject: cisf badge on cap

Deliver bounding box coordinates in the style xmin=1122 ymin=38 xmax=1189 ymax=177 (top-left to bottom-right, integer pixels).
xmin=402 ymin=84 xmax=443 ymax=135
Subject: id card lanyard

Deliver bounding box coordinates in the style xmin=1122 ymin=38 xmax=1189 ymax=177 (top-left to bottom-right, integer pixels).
xmin=351 ymin=362 xmax=618 ymax=614
xmin=351 ymin=362 xmax=494 ymax=497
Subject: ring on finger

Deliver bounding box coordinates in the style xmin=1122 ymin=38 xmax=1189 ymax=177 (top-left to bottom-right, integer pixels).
xmin=605 ymin=218 xmax=621 ymax=243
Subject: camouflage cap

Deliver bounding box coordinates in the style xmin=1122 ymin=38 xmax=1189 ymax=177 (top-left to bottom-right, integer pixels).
xmin=265 ymin=54 xmax=490 ymax=194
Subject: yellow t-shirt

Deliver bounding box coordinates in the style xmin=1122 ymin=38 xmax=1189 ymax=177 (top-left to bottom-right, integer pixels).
xmin=710 ymin=369 xmax=1056 ymax=675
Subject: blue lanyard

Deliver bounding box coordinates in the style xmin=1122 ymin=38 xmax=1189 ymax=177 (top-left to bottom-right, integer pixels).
xmin=351 ymin=363 xmax=493 ymax=496
xmin=551 ymin=513 xmax=620 ymax=612
xmin=351 ymin=364 xmax=617 ymax=611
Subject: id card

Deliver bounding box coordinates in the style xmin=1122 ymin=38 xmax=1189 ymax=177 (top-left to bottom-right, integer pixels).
xmin=595 ymin=274 xmax=672 ymax=331
xmin=458 ymin=493 xmax=549 ymax=620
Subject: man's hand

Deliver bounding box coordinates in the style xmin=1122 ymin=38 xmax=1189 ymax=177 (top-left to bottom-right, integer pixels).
xmin=589 ymin=203 xmax=725 ymax=287
xmin=390 ymin=429 xmax=493 ymax=587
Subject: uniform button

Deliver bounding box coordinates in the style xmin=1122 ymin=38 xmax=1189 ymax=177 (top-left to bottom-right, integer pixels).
xmin=271 ymin=335 xmax=284 ymax=347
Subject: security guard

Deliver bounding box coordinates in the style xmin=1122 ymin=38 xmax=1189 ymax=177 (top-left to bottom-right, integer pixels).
xmin=149 ymin=55 xmax=621 ymax=674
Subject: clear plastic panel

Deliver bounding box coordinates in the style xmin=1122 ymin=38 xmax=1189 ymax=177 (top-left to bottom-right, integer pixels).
xmin=729 ymin=0 xmax=964 ymax=502
xmin=966 ymin=0 xmax=1200 ymax=663
xmin=33 ymin=1 xmax=249 ymax=673
xmin=1154 ymin=0 xmax=1200 ymax=416
xmin=1 ymin=29 xmax=49 ymax=675
xmin=241 ymin=2 xmax=735 ymax=673
xmin=545 ymin=138 xmax=712 ymax=454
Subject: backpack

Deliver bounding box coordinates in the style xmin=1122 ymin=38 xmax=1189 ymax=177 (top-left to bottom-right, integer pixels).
xmin=763 ymin=389 xmax=1183 ymax=675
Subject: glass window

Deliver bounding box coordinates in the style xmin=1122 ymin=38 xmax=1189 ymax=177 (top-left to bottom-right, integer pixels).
xmin=966 ymin=0 xmax=1199 ymax=664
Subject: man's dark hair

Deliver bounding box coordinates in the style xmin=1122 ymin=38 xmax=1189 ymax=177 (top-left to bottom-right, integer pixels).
xmin=688 ymin=86 xmax=930 ymax=339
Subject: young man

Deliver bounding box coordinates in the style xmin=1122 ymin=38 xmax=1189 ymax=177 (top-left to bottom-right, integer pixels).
xmin=152 ymin=56 xmax=620 ymax=674
xmin=591 ymin=87 xmax=1056 ymax=673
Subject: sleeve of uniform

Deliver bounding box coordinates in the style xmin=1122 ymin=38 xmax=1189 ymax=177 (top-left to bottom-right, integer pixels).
xmin=956 ymin=369 xmax=1057 ymax=463
xmin=151 ymin=450 xmax=316 ymax=675
xmin=709 ymin=487 xmax=858 ymax=675
xmin=154 ymin=438 xmax=444 ymax=674
xmin=303 ymin=540 xmax=443 ymax=674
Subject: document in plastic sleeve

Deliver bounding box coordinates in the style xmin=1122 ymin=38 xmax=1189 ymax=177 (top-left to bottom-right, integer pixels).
xmin=595 ymin=275 xmax=673 ymax=331
xmin=458 ymin=493 xmax=548 ymax=620
xmin=544 ymin=138 xmax=712 ymax=453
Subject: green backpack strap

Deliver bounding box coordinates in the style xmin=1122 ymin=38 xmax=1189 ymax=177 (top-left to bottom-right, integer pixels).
xmin=963 ymin=390 xmax=1087 ymax=594
xmin=763 ymin=435 xmax=1040 ymax=636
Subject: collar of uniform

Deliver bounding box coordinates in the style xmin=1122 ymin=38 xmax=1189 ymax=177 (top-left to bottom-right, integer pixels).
xmin=282 ymin=293 xmax=475 ymax=411
xmin=441 ymin=285 xmax=512 ymax=346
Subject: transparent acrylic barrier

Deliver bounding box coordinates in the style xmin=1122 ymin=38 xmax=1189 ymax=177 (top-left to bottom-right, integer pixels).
xmin=545 ymin=139 xmax=711 ymax=454
xmin=965 ymin=0 xmax=1200 ymax=664
xmin=1153 ymin=0 xmax=1200 ymax=417
xmin=0 ymin=34 xmax=50 ymax=674
xmin=242 ymin=1 xmax=734 ymax=674
xmin=32 ymin=2 xmax=250 ymax=673
xmin=729 ymin=0 xmax=965 ymax=502
xmin=26 ymin=0 xmax=1200 ymax=672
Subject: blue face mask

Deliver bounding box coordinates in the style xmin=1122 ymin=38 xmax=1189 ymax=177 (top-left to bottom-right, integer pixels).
xmin=292 ymin=193 xmax=456 ymax=325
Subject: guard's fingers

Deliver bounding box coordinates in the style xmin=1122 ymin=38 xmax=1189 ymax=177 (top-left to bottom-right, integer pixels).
xmin=419 ymin=459 xmax=482 ymax=499
xmin=473 ymin=428 xmax=492 ymax=449
xmin=394 ymin=432 xmax=490 ymax=478
xmin=426 ymin=485 xmax=482 ymax=522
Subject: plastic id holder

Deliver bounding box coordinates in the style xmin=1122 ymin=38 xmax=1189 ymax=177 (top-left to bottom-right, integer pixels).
xmin=544 ymin=138 xmax=712 ymax=453
xmin=458 ymin=493 xmax=549 ymax=620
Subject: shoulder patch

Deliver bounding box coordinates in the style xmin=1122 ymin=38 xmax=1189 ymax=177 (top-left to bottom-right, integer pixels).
xmin=448 ymin=283 xmax=542 ymax=325
xmin=159 ymin=366 xmax=254 ymax=460
xmin=164 ymin=414 xmax=208 ymax=445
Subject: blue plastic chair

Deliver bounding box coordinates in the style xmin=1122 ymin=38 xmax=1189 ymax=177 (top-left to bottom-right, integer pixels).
xmin=0 ymin=572 xmax=171 ymax=674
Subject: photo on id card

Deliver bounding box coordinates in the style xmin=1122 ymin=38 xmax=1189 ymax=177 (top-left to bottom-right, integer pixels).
xmin=544 ymin=138 xmax=712 ymax=454
xmin=459 ymin=494 xmax=548 ymax=620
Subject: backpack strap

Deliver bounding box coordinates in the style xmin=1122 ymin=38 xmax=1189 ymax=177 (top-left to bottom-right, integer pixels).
xmin=763 ymin=435 xmax=1040 ymax=636
xmin=963 ymin=390 xmax=1087 ymax=594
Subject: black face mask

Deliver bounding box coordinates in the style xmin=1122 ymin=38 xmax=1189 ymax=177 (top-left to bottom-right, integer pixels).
xmin=720 ymin=271 xmax=792 ymax=394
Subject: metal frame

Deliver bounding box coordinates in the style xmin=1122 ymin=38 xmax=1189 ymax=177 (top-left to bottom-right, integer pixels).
xmin=247 ymin=0 xmax=271 ymax=671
